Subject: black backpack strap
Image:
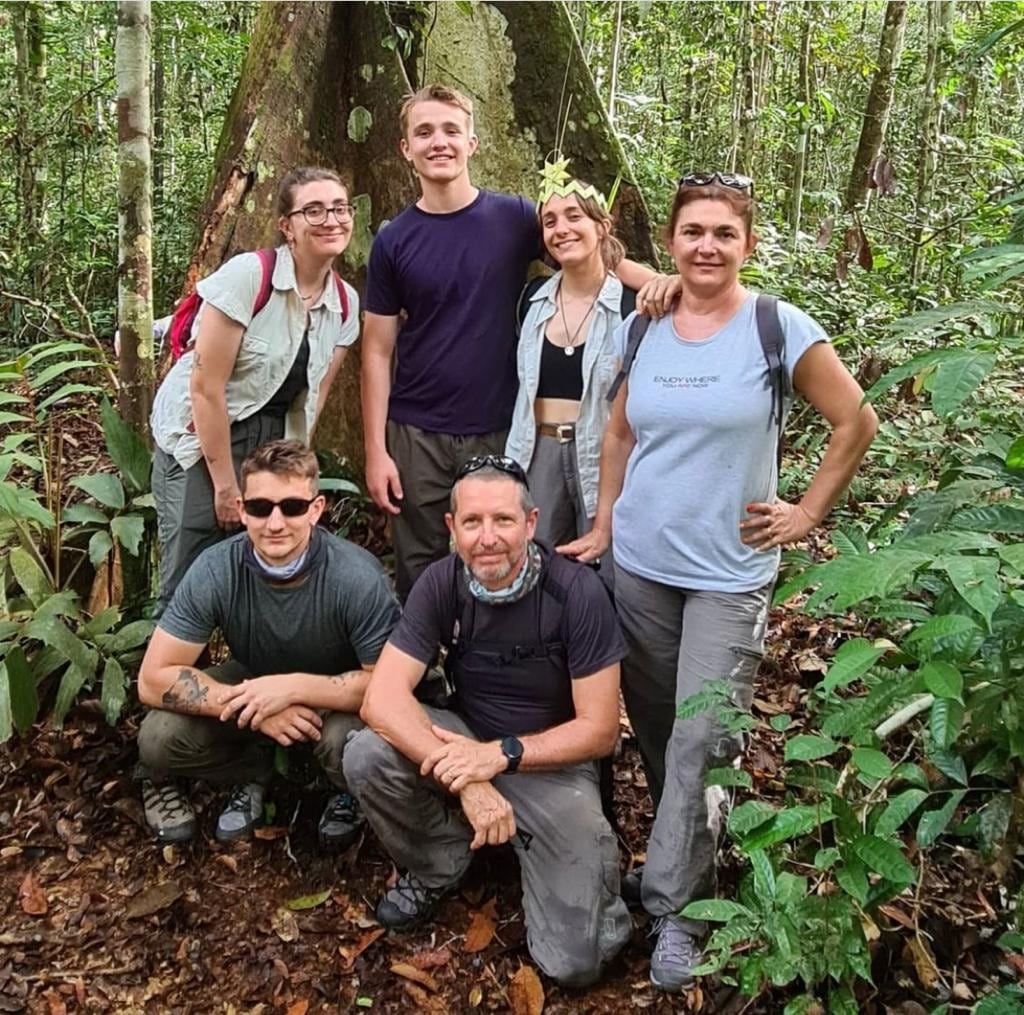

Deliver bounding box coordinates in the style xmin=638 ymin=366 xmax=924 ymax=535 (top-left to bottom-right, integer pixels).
xmin=606 ymin=313 xmax=651 ymax=403
xmin=516 ymin=276 xmax=548 ymax=335
xmin=755 ymin=294 xmax=789 ymax=471
xmin=619 ymin=285 xmax=637 ymax=319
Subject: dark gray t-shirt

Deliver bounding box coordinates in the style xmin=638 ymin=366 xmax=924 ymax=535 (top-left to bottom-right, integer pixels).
xmin=160 ymin=528 xmax=400 ymax=676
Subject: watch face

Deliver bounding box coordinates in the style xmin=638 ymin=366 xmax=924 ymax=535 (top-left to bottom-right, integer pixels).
xmin=502 ymin=736 xmax=523 ymax=759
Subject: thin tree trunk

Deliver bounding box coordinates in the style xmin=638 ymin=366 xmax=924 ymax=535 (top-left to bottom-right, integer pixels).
xmin=790 ymin=9 xmax=812 ymax=246
xmin=116 ymin=0 xmax=154 ymax=436
xmin=844 ymin=0 xmax=909 ymax=210
xmin=608 ymin=0 xmax=623 ymax=126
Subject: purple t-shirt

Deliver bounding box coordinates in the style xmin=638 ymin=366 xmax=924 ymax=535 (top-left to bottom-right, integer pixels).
xmin=365 ymin=190 xmax=541 ymax=435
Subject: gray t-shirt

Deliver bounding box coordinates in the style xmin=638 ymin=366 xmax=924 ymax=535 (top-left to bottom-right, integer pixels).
xmin=160 ymin=528 xmax=400 ymax=676
xmin=612 ymin=292 xmax=827 ymax=592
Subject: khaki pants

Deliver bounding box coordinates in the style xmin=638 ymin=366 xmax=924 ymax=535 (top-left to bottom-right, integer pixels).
xmin=343 ymin=705 xmax=631 ymax=988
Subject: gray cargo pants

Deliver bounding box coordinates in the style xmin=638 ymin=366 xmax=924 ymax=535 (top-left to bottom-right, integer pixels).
xmin=613 ymin=563 xmax=771 ymax=934
xmin=344 ymin=706 xmax=631 ymax=987
xmin=137 ymin=661 xmax=363 ymax=788
xmin=386 ymin=421 xmax=507 ymax=600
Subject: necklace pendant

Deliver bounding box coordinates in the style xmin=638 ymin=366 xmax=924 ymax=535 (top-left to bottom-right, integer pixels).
xmin=564 ymin=345 xmax=576 ymax=357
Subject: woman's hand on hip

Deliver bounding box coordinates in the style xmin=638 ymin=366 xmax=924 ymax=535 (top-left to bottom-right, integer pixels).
xmin=556 ymin=524 xmax=611 ymax=563
xmin=740 ymin=500 xmax=817 ymax=551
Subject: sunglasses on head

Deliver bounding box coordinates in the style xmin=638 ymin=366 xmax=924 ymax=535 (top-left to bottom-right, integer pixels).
xmin=241 ymin=496 xmax=316 ymax=518
xmin=678 ymin=171 xmax=755 ymax=197
xmin=455 ymin=454 xmax=530 ymax=489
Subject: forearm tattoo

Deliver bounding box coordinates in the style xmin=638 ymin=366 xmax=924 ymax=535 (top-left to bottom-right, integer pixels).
xmin=161 ymin=668 xmax=210 ymax=714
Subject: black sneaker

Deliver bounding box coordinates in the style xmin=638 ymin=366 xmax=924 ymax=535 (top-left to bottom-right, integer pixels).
xmin=376 ymin=871 xmax=458 ymax=931
xmin=215 ymin=782 xmax=265 ymax=842
xmin=142 ymin=779 xmax=197 ymax=843
xmin=622 ymin=864 xmax=644 ymax=908
xmin=318 ymin=792 xmax=364 ymax=850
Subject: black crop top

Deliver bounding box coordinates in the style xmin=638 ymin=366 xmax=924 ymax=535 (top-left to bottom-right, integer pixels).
xmin=536 ymin=337 xmax=584 ymax=400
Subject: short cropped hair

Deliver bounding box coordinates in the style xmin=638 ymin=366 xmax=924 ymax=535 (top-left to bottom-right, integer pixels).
xmin=449 ymin=465 xmax=535 ymax=516
xmin=240 ymin=440 xmax=320 ymax=495
xmin=400 ymin=83 xmax=475 ymax=137
xmin=666 ymin=182 xmax=755 ymax=240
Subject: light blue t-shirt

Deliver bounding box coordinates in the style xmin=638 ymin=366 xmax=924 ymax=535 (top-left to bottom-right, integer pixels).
xmin=612 ymin=291 xmax=828 ymax=592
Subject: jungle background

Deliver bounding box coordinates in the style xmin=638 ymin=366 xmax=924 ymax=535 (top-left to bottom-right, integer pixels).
xmin=2 ymin=1 xmax=1024 ymax=1012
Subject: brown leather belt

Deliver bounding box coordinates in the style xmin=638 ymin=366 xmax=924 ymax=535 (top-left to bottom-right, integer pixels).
xmin=537 ymin=423 xmax=576 ymax=443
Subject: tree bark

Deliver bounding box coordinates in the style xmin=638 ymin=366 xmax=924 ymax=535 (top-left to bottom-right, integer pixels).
xmin=844 ymin=0 xmax=909 ymax=210
xmin=188 ymin=0 xmax=657 ymax=469
xmin=116 ymin=0 xmax=154 ymax=436
xmin=789 ymin=8 xmax=812 ymax=246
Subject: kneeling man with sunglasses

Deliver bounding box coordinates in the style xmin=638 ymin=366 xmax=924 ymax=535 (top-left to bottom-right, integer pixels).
xmin=344 ymin=456 xmax=631 ymax=987
xmin=136 ymin=440 xmax=400 ymax=847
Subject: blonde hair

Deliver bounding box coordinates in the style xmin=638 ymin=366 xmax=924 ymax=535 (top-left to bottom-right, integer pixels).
xmin=540 ymin=186 xmax=625 ymax=271
xmin=400 ymin=83 xmax=475 ymax=137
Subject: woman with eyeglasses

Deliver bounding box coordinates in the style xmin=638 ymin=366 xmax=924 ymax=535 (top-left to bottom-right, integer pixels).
xmin=561 ymin=172 xmax=878 ymax=991
xmin=150 ymin=166 xmax=359 ymax=613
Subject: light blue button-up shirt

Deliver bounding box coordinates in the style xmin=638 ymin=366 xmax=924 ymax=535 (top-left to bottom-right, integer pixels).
xmin=505 ymin=271 xmax=625 ymax=519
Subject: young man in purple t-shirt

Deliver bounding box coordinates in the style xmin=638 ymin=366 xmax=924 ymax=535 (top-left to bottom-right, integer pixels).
xmin=361 ymin=83 xmax=670 ymax=598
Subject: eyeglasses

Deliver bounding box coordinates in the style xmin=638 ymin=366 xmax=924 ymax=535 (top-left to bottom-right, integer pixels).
xmin=241 ymin=497 xmax=316 ymax=518
xmin=455 ymin=455 xmax=530 ymax=489
xmin=678 ymin=172 xmax=754 ymax=197
xmin=286 ymin=202 xmax=355 ymax=225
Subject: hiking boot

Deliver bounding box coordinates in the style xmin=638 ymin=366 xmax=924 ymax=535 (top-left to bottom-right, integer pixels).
xmin=375 ymin=871 xmax=458 ymax=931
xmin=650 ymin=915 xmax=702 ymax=992
xmin=317 ymin=792 xmax=364 ymax=850
xmin=142 ymin=779 xmax=197 ymax=843
xmin=215 ymin=782 xmax=265 ymax=842
xmin=622 ymin=864 xmax=644 ymax=908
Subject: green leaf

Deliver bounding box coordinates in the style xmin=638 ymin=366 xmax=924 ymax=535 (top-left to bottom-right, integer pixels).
xmin=852 ymin=834 xmax=916 ymax=884
xmin=884 ymin=300 xmax=1007 ymax=336
xmin=71 ymin=474 xmax=125 ymax=510
xmin=676 ymin=682 xmax=727 ymax=720
xmin=0 ymin=392 xmax=28 ymax=407
xmin=813 ymin=847 xmax=841 ymax=870
xmin=835 ymin=857 xmax=869 ymax=905
xmin=22 ymin=341 xmax=96 ymax=369
xmin=819 ymin=638 xmax=889 ymax=695
xmin=53 ymin=663 xmax=90 ymax=727
xmin=930 ymin=698 xmax=964 ymax=750
xmin=917 ymin=790 xmax=966 ymax=847
xmin=1007 ymin=436 xmax=1024 ymax=472
xmin=0 ymin=481 xmax=55 ymax=530
xmin=784 ymin=734 xmax=840 ymax=762
xmin=930 ymin=749 xmax=968 ymax=786
xmin=0 ymin=661 xmax=10 ymax=744
xmin=905 ymin=614 xmax=981 ymax=646
xmin=24 ymin=615 xmax=96 ymax=674
xmin=284 ymin=887 xmax=334 ymax=911
xmin=110 ymin=514 xmax=146 ymax=557
xmin=977 ymin=795 xmax=1013 ymax=856
xmin=952 ymin=503 xmax=1024 ymax=533
xmin=9 ymin=546 xmax=53 ymax=607
xmin=974 ymin=990 xmax=1024 ymax=1015
xmin=318 ymin=477 xmax=362 ymax=496
xmin=741 ymin=803 xmax=833 ymax=850
xmin=0 ymin=411 xmax=31 ymax=425
xmin=729 ymin=800 xmax=777 ymax=837
xmin=864 ymin=348 xmax=950 ymax=401
xmin=784 ymin=998 xmax=825 ymax=1015
xmin=28 ymin=359 xmax=101 ymax=390
xmin=88 ymin=530 xmax=113 ymax=568
xmin=931 ymin=351 xmax=996 ymax=418
xmin=62 ymin=503 xmax=110 ymax=525
xmin=876 ymin=789 xmax=929 ymax=837
xmin=920 ymin=661 xmax=964 ymax=700
xmin=100 ymin=398 xmax=152 ymax=494
xmin=36 ymin=382 xmax=102 ymax=413
xmin=852 ymin=748 xmax=893 ymax=780
xmin=105 ymin=619 xmax=155 ymax=654
xmin=770 ymin=714 xmax=792 ymax=732
xmin=705 ymin=767 xmax=752 ymax=789
xmin=936 ymin=556 xmax=1001 ymax=628
xmin=100 ymin=657 xmax=127 ymax=726
xmin=680 ymin=898 xmax=753 ymax=922
xmin=4 ymin=646 xmax=38 ymax=735
xmin=999 ymin=543 xmax=1024 ymax=573
xmin=996 ymin=932 xmax=1024 ymax=951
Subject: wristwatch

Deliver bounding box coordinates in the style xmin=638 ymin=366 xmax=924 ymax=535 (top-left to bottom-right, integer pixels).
xmin=500 ymin=735 xmax=524 ymax=774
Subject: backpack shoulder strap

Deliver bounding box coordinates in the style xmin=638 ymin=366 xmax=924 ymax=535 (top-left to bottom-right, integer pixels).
xmin=606 ymin=313 xmax=651 ymax=403
xmin=754 ymin=293 xmax=787 ymax=470
xmin=619 ymin=285 xmax=637 ymax=320
xmin=516 ymin=276 xmax=548 ymax=335
xmin=332 ymin=270 xmax=350 ymax=321
xmin=252 ymin=248 xmax=277 ymax=319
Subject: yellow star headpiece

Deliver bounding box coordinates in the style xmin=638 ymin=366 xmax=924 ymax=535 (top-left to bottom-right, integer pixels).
xmin=538 ymin=154 xmax=611 ymax=211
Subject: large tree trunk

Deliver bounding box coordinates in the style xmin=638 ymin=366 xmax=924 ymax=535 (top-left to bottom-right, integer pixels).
xmin=844 ymin=0 xmax=909 ymax=211
xmin=187 ymin=0 xmax=657 ymax=470
xmin=116 ymin=0 xmax=154 ymax=436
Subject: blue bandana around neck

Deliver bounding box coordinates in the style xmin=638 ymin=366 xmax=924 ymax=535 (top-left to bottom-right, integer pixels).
xmin=463 ymin=541 xmax=543 ymax=605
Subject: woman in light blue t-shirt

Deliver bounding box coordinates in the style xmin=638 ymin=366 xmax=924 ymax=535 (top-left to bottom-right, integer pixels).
xmin=561 ymin=174 xmax=879 ymax=993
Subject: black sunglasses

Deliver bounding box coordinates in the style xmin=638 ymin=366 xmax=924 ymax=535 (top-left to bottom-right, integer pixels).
xmin=455 ymin=454 xmax=530 ymax=489
xmin=679 ymin=171 xmax=755 ymax=197
xmin=242 ymin=496 xmax=316 ymax=518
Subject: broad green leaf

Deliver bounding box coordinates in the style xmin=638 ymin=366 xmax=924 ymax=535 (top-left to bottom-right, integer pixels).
xmin=905 ymin=614 xmax=981 ymax=646
xmin=0 ymin=481 xmax=55 ymax=529
xmin=935 ymin=556 xmax=1001 ymax=628
xmin=813 ymin=847 xmax=841 ymax=870
xmin=864 ymin=348 xmax=950 ymax=402
xmin=24 ymin=615 xmax=96 ymax=674
xmin=952 ymin=503 xmax=1024 ymax=533
xmin=917 ymin=790 xmax=966 ymax=847
xmin=9 ymin=546 xmax=53 ymax=607
xmin=930 ymin=698 xmax=964 ymax=750
xmin=728 ymin=800 xmax=777 ymax=837
xmin=100 ymin=398 xmax=152 ymax=493
xmin=929 ymin=749 xmax=968 ymax=786
xmin=680 ymin=898 xmax=753 ymax=922
xmin=71 ymin=474 xmax=125 ymax=511
xmin=852 ymin=834 xmax=916 ymax=884
xmin=974 ymin=990 xmax=1024 ymax=1015
xmin=105 ymin=619 xmax=155 ymax=654
xmin=977 ymin=795 xmax=1013 ymax=856
xmin=741 ymin=803 xmax=834 ymax=850
xmin=770 ymin=714 xmax=792 ymax=732
xmin=997 ymin=932 xmax=1024 ymax=952
xmin=22 ymin=341 xmax=96 ymax=369
xmin=1007 ymin=436 xmax=1024 ymax=472
xmin=284 ymin=887 xmax=334 ymax=911
xmin=875 ymin=789 xmax=928 ymax=837
xmin=53 ymin=663 xmax=91 ymax=726
xmin=28 ymin=359 xmax=101 ymax=390
xmin=819 ymin=638 xmax=889 ymax=695
xmin=0 ymin=392 xmax=28 ymax=407
xmin=852 ymin=748 xmax=893 ymax=780
xmin=0 ymin=411 xmax=31 ymax=425
xmin=0 ymin=660 xmax=11 ymax=742
xmin=930 ymin=351 xmax=996 ymax=418
xmin=4 ymin=646 xmax=38 ymax=735
xmin=784 ymin=734 xmax=840 ymax=762
xmin=88 ymin=530 xmax=113 ymax=567
xmin=705 ymin=766 xmax=752 ymax=789
xmin=835 ymin=857 xmax=868 ymax=905
xmin=100 ymin=657 xmax=126 ymax=726
xmin=62 ymin=503 xmax=109 ymax=525
xmin=784 ymin=997 xmax=825 ymax=1015
xmin=749 ymin=848 xmax=776 ymax=906
xmin=884 ymin=300 xmax=1007 ymax=335
xmin=319 ymin=477 xmax=362 ymax=495
xmin=111 ymin=514 xmax=146 ymax=557
xmin=676 ymin=681 xmax=728 ymax=720
xmin=82 ymin=606 xmax=121 ymax=638
xmin=920 ymin=661 xmax=964 ymax=700
xmin=36 ymin=382 xmax=102 ymax=413
xmin=999 ymin=543 xmax=1024 ymax=573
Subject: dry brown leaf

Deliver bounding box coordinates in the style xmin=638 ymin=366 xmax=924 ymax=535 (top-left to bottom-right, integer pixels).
xmin=391 ymin=962 xmax=439 ymax=991
xmin=19 ymin=871 xmax=48 ymax=916
xmin=904 ymin=936 xmax=939 ymax=990
xmin=463 ymin=897 xmax=498 ymax=953
xmin=401 ymin=981 xmax=447 ymax=1013
xmin=879 ymin=903 xmax=914 ymax=929
xmin=339 ymin=927 xmax=386 ymax=970
xmin=409 ymin=946 xmax=452 ymax=970
xmin=468 ymin=984 xmax=484 ymax=1007
xmin=42 ymin=989 xmax=67 ymax=1015
xmin=253 ymin=826 xmax=289 ymax=840
xmin=125 ymin=880 xmax=183 ymax=919
xmin=215 ymin=853 xmax=239 ymax=874
xmin=508 ymin=963 xmax=544 ymax=1015
xmin=271 ymin=907 xmax=300 ymax=943
xmin=285 ymin=1002 xmax=309 ymax=1015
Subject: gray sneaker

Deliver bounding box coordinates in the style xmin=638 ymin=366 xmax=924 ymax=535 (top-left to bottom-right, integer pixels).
xmin=215 ymin=782 xmax=265 ymax=842
xmin=375 ymin=871 xmax=458 ymax=930
xmin=317 ymin=792 xmax=364 ymax=850
xmin=142 ymin=779 xmax=197 ymax=843
xmin=650 ymin=915 xmax=702 ymax=992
